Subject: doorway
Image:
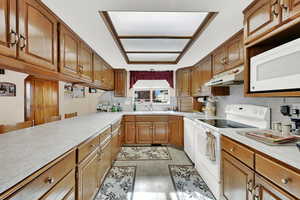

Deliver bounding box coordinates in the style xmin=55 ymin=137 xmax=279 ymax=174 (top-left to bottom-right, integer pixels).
xmin=25 ymin=76 xmax=59 ymax=125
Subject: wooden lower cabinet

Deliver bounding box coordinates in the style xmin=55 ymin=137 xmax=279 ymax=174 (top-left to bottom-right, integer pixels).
xmin=98 ymin=140 xmax=112 ymax=185
xmin=77 ymin=149 xmax=100 ymax=200
xmin=153 ymin=122 xmax=169 ymax=144
xmin=111 ymin=131 xmax=119 ymax=162
xmin=221 ymin=151 xmax=254 ymax=200
xmin=124 ymin=122 xmax=136 ymax=144
xmin=136 ymin=122 xmax=153 ymax=144
xmin=168 ymin=116 xmax=183 ymax=147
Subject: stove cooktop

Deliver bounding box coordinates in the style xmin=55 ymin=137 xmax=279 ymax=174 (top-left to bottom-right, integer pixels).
xmin=198 ymin=119 xmax=255 ymax=128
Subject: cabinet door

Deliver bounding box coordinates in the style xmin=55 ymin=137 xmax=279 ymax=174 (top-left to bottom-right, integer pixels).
xmin=181 ymin=69 xmax=191 ymax=96
xmin=153 ymin=122 xmax=169 ymax=144
xmin=191 ymin=66 xmax=201 ymax=97
xmin=79 ymin=43 xmax=93 ymax=81
xmin=77 ymin=150 xmax=99 ymax=200
xmin=176 ymin=70 xmax=183 ymax=97
xmin=59 ymin=25 xmax=79 ymax=77
xmin=136 ymin=122 xmax=153 ymax=144
xmin=253 ymin=174 xmax=297 ymax=200
xmin=212 ymin=47 xmax=226 ymax=75
xmin=168 ymin=117 xmax=183 ymax=147
xmin=19 ymin=0 xmax=58 ymax=71
xmin=114 ymin=69 xmax=127 ymax=97
xmin=125 ymin=122 xmax=136 ymax=144
xmin=93 ymin=54 xmax=104 ymax=86
xmin=201 ymin=55 xmax=212 ymax=84
xmin=221 ymin=151 xmax=254 ymax=200
xmin=0 ymin=0 xmax=17 ymax=57
xmin=99 ymin=141 xmax=112 ymax=186
xmin=244 ymin=0 xmax=281 ymax=43
xmin=225 ymin=32 xmax=244 ymax=70
xmin=282 ymin=0 xmax=300 ymax=21
xmin=111 ymin=133 xmax=119 ymax=162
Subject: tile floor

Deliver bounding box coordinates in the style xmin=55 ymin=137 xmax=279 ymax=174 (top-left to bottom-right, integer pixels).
xmin=113 ymin=146 xmax=193 ymax=200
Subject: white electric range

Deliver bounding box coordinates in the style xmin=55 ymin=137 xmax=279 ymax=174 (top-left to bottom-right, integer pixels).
xmin=184 ymin=104 xmax=271 ymax=199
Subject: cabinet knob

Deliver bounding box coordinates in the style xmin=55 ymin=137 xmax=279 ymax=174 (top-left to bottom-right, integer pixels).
xmin=230 ymin=148 xmax=235 ymax=152
xmin=281 ymin=178 xmax=289 ymax=184
xmin=9 ymin=30 xmax=19 ymax=46
xmin=46 ymin=177 xmax=54 ymax=184
xmin=19 ymin=34 xmax=27 ymax=50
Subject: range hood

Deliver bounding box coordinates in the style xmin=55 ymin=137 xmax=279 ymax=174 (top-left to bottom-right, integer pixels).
xmin=205 ymin=66 xmax=244 ymax=86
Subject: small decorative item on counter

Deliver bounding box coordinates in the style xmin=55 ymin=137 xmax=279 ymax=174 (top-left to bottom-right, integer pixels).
xmin=281 ymin=124 xmax=292 ymax=137
xmin=272 ymin=122 xmax=282 ymax=132
xmin=133 ymin=102 xmax=137 ymax=111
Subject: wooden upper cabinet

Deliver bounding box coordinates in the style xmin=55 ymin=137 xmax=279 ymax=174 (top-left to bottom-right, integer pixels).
xmin=201 ymin=56 xmax=212 ymax=84
xmin=281 ymin=0 xmax=300 ymax=21
xmin=79 ymin=42 xmax=93 ymax=82
xmin=191 ymin=66 xmax=201 ymax=97
xmin=101 ymin=64 xmax=114 ymax=90
xmin=93 ymin=53 xmax=104 ymax=86
xmin=19 ymin=0 xmax=58 ymax=71
xmin=153 ymin=122 xmax=168 ymax=144
xmin=180 ymin=68 xmax=192 ymax=97
xmin=136 ymin=122 xmax=153 ymax=144
xmin=0 ymin=0 xmax=17 ymax=58
xmin=221 ymin=151 xmax=254 ymax=200
xmin=114 ymin=69 xmax=127 ymax=97
xmin=225 ymin=31 xmax=244 ymax=70
xmin=244 ymin=0 xmax=281 ymax=44
xmin=59 ymin=25 xmax=79 ymax=78
xmin=212 ymin=47 xmax=226 ymax=75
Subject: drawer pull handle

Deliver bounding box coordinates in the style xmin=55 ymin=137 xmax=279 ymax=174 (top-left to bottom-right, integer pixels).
xmin=91 ymin=144 xmax=98 ymax=149
xmin=230 ymin=148 xmax=235 ymax=152
xmin=46 ymin=177 xmax=54 ymax=184
xmin=281 ymin=178 xmax=289 ymax=184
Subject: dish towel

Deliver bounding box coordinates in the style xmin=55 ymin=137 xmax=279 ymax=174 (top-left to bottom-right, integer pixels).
xmin=206 ymin=131 xmax=216 ymax=161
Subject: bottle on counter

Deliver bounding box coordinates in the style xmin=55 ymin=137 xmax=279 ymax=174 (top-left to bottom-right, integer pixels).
xmin=133 ymin=102 xmax=137 ymax=111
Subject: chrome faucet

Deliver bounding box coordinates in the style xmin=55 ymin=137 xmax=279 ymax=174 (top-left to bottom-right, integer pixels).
xmin=145 ymin=104 xmax=153 ymax=111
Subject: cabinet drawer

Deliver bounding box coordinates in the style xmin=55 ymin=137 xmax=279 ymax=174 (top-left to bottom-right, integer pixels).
xmin=100 ymin=127 xmax=111 ymax=144
xmin=112 ymin=119 xmax=121 ymax=132
xmin=221 ymin=136 xmax=254 ymax=168
xmin=8 ymin=151 xmax=75 ymax=200
xmin=40 ymin=170 xmax=75 ymax=200
xmin=255 ymin=154 xmax=300 ymax=198
xmin=168 ymin=116 xmax=181 ymax=121
xmin=77 ymin=134 xmax=100 ymax=163
xmin=124 ymin=115 xmax=135 ymax=122
xmin=135 ymin=115 xmax=169 ymax=122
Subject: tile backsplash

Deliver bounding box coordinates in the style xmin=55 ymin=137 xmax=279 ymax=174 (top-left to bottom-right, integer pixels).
xmin=217 ymin=85 xmax=300 ymax=125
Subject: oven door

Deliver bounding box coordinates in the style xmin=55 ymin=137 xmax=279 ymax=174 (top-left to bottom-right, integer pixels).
xmin=250 ymin=38 xmax=300 ymax=92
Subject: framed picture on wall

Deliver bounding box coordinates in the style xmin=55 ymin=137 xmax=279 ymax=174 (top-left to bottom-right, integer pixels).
xmin=0 ymin=82 xmax=16 ymax=97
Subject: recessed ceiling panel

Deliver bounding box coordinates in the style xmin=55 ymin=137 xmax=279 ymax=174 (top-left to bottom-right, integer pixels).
xmin=127 ymin=53 xmax=180 ymax=62
xmin=108 ymin=11 xmax=208 ymax=36
xmin=121 ymin=39 xmax=190 ymax=51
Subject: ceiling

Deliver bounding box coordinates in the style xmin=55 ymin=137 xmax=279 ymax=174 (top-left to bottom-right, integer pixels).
xmin=101 ymin=11 xmax=215 ymax=64
xmin=41 ymin=0 xmax=252 ymax=71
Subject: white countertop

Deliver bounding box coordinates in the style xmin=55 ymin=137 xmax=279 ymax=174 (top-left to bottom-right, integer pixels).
xmin=0 ymin=111 xmax=203 ymax=195
xmin=0 ymin=111 xmax=299 ymax=196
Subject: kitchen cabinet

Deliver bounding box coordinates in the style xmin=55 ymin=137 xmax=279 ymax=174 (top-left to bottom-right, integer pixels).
xmin=221 ymin=136 xmax=300 ymax=200
xmin=136 ymin=122 xmax=153 ymax=144
xmin=282 ymin=0 xmax=300 ymax=21
xmin=114 ymin=69 xmax=127 ymax=97
xmin=0 ymin=0 xmax=17 ymax=58
xmin=221 ymin=151 xmax=254 ymax=200
xmin=252 ymin=174 xmax=297 ymax=200
xmin=102 ymin=64 xmax=114 ymax=90
xmin=212 ymin=47 xmax=226 ymax=75
xmin=99 ymin=139 xmax=112 ymax=185
xmin=212 ymin=31 xmax=244 ymax=75
xmin=124 ymin=121 xmax=136 ymax=144
xmin=191 ymin=66 xmax=201 ymax=96
xmin=77 ymin=149 xmax=99 ymax=200
xmin=243 ymin=0 xmax=281 ymax=44
xmin=153 ymin=122 xmax=169 ymax=144
xmin=176 ymin=67 xmax=192 ymax=97
xmin=79 ymin=42 xmax=93 ymax=82
xmin=59 ymin=24 xmax=80 ymax=78
xmin=111 ymin=129 xmax=120 ymax=162
xmin=168 ymin=116 xmax=183 ymax=147
xmin=93 ymin=53 xmax=104 ymax=87
xmin=19 ymin=0 xmax=58 ymax=71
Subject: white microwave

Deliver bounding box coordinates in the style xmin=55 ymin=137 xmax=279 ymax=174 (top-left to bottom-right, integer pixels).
xmin=250 ymin=38 xmax=300 ymax=92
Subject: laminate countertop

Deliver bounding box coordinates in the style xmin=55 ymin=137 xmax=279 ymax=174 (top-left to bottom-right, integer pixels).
xmin=0 ymin=111 xmax=203 ymax=196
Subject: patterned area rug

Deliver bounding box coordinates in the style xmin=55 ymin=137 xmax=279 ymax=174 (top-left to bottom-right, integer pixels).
xmin=169 ymin=165 xmax=216 ymax=200
xmin=95 ymin=166 xmax=136 ymax=200
xmin=116 ymin=146 xmax=171 ymax=161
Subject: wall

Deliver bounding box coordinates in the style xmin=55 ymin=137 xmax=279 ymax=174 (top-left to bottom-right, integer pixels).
xmin=97 ymin=71 xmax=177 ymax=111
xmin=0 ymin=70 xmax=28 ymax=124
xmin=217 ymin=85 xmax=300 ymax=125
